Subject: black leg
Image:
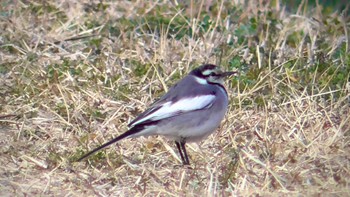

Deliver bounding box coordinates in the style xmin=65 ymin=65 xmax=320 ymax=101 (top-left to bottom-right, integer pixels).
xmin=180 ymin=140 xmax=190 ymax=165
xmin=175 ymin=138 xmax=190 ymax=165
xmin=175 ymin=141 xmax=186 ymax=164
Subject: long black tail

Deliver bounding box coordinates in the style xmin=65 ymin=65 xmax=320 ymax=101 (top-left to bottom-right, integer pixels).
xmin=76 ymin=127 xmax=141 ymax=162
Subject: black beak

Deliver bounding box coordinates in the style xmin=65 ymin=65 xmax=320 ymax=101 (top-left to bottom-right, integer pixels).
xmin=221 ymin=71 xmax=238 ymax=77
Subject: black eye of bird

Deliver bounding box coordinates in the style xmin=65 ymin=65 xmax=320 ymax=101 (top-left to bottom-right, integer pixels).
xmin=209 ymin=72 xmax=218 ymax=77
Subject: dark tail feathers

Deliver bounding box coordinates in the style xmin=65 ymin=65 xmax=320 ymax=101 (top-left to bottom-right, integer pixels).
xmin=76 ymin=127 xmax=141 ymax=162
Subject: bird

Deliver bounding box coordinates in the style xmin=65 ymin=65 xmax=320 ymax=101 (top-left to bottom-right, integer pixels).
xmin=77 ymin=64 xmax=236 ymax=165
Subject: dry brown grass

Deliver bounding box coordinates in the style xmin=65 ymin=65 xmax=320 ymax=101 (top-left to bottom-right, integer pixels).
xmin=1 ymin=0 xmax=349 ymax=196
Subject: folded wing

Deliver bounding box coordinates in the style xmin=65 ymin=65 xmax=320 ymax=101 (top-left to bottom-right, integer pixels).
xmin=128 ymin=94 xmax=216 ymax=127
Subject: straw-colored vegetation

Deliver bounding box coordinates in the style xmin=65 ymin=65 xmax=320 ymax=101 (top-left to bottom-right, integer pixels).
xmin=1 ymin=0 xmax=349 ymax=196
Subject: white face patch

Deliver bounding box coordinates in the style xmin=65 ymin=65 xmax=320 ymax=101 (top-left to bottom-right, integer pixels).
xmin=130 ymin=95 xmax=215 ymax=126
xmin=202 ymin=69 xmax=214 ymax=76
xmin=207 ymin=76 xmax=224 ymax=84
xmin=194 ymin=76 xmax=208 ymax=84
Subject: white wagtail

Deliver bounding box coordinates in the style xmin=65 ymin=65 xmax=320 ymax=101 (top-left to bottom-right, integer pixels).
xmin=77 ymin=64 xmax=236 ymax=165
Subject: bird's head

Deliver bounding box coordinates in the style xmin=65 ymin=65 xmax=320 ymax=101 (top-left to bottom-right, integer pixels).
xmin=190 ymin=64 xmax=237 ymax=85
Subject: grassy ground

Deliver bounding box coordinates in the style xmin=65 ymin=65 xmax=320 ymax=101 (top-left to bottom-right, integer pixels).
xmin=1 ymin=0 xmax=349 ymax=196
